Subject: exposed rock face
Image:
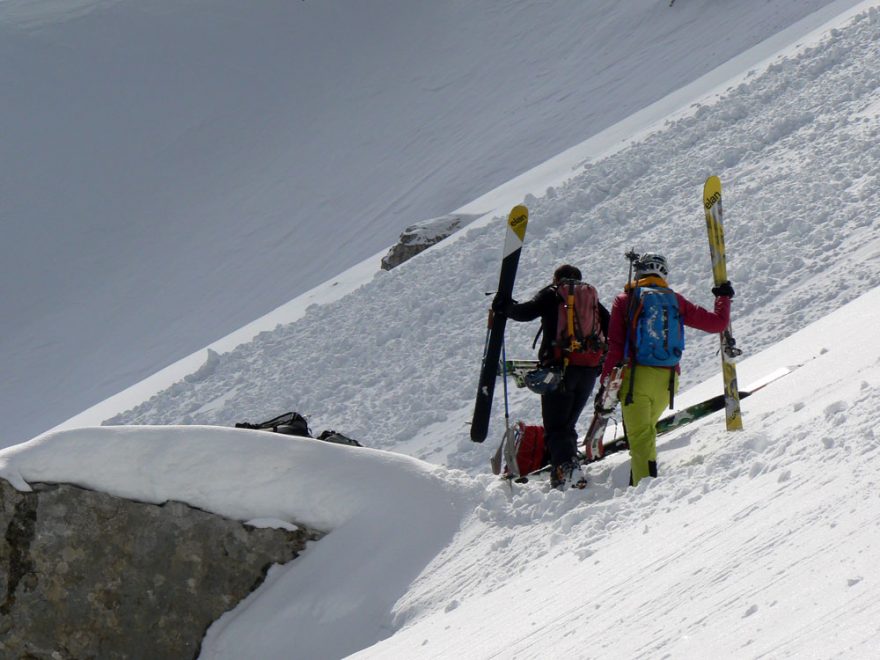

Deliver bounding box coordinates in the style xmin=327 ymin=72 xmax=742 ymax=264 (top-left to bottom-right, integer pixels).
xmin=0 ymin=478 xmax=320 ymax=659
xmin=380 ymin=214 xmax=479 ymax=270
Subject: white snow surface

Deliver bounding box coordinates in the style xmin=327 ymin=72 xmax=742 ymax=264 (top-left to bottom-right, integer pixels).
xmin=3 ymin=1 xmax=880 ymax=659
xmin=1 ymin=0 xmax=865 ymax=447
xmin=4 ymin=288 xmax=880 ymax=658
xmin=0 ymin=426 xmax=474 ymax=659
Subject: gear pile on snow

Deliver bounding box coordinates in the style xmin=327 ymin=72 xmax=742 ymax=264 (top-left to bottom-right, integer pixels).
xmin=235 ymin=412 xmax=362 ymax=447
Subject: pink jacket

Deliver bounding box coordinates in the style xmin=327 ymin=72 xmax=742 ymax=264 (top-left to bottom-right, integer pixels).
xmin=601 ymin=280 xmax=731 ymax=382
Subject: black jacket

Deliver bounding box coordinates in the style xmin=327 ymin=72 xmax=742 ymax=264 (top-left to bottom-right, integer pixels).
xmin=508 ymin=285 xmax=610 ymax=366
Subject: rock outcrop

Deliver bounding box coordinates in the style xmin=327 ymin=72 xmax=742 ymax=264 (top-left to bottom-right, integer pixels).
xmin=0 ymin=478 xmax=320 ymax=659
xmin=380 ymin=214 xmax=479 ymax=270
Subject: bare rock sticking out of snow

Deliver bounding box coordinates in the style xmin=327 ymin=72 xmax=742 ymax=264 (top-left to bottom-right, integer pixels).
xmin=0 ymin=477 xmax=320 ymax=659
xmin=380 ymin=215 xmax=479 ymax=270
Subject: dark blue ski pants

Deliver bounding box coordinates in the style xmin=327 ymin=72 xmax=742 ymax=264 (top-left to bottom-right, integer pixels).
xmin=541 ymin=365 xmax=599 ymax=469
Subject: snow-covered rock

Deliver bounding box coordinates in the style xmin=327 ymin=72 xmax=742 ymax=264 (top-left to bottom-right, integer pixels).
xmin=380 ymin=215 xmax=478 ymax=270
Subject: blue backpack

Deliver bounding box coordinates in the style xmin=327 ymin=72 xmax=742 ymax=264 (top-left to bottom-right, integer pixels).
xmin=626 ymin=285 xmax=684 ymax=367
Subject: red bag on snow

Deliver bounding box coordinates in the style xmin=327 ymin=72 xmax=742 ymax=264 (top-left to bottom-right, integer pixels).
xmin=504 ymin=421 xmax=548 ymax=477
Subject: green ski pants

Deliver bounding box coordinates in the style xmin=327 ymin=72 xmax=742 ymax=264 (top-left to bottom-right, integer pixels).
xmin=620 ymin=365 xmax=679 ymax=486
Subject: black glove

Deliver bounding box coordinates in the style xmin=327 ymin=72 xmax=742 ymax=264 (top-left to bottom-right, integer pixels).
xmin=712 ymin=281 xmax=735 ymax=298
xmin=491 ymin=294 xmax=514 ymax=317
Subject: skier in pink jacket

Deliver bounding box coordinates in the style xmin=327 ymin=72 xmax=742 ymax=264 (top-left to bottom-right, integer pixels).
xmin=601 ymin=253 xmax=733 ymax=486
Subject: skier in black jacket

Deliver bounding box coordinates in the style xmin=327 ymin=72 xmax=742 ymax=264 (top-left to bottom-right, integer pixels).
xmin=493 ymin=264 xmax=610 ymax=489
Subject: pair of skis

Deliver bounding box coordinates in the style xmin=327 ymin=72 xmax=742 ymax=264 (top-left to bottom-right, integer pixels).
xmin=471 ymin=205 xmax=528 ymax=444
xmin=515 ymin=364 xmax=793 ymax=485
xmin=582 ymin=366 xmax=624 ymax=461
xmin=704 ymin=175 xmax=743 ymax=430
xmin=585 ymin=366 xmax=790 ymax=464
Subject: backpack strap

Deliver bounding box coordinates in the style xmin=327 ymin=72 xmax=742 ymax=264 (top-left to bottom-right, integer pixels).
xmin=563 ymin=282 xmax=577 ymax=373
xmin=568 ymin=283 xmax=586 ymax=349
xmin=623 ymin=287 xmax=642 ymax=405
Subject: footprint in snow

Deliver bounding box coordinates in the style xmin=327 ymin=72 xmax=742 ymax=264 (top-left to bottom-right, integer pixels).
xmin=743 ymin=604 xmax=759 ymax=618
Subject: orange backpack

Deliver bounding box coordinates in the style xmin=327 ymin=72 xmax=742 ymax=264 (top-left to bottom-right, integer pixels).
xmin=553 ymin=280 xmax=606 ymax=367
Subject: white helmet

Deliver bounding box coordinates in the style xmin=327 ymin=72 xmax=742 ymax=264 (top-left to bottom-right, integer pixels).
xmin=636 ymin=253 xmax=668 ymax=278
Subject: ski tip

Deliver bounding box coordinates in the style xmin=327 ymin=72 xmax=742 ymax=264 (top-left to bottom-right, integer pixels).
xmin=507 ymin=205 xmax=528 ymax=240
xmin=703 ymin=175 xmax=721 ymax=206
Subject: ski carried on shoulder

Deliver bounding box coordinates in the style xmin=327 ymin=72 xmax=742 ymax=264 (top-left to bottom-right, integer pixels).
xmin=471 ymin=205 xmax=528 ymax=443
xmin=703 ymin=175 xmax=743 ymax=431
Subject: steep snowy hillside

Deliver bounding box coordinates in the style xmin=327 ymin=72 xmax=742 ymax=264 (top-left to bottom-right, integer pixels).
xmin=348 ymin=288 xmax=880 ymax=660
xmin=1 ymin=0 xmax=862 ymax=448
xmin=109 ymin=5 xmax=880 ymax=480
xmin=4 ymin=262 xmax=879 ymax=659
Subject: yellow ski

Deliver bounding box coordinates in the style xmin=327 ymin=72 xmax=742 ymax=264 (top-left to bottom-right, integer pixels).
xmin=703 ymin=176 xmax=743 ymax=431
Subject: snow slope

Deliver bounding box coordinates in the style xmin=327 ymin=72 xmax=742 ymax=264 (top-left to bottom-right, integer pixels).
xmin=1 ymin=0 xmax=863 ymax=448
xmin=2 ymin=1 xmax=880 ymax=658
xmin=353 ymin=288 xmax=880 ymax=659
xmin=3 ymin=271 xmax=879 ymax=658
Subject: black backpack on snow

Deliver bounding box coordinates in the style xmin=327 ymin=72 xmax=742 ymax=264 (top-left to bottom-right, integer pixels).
xmin=316 ymin=429 xmax=363 ymax=447
xmin=235 ymin=411 xmax=312 ymax=437
xmin=235 ymin=413 xmax=364 ymax=448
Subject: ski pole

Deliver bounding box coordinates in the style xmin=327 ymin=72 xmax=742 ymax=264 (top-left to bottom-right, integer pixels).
xmin=622 ymin=249 xmax=641 ymax=405
xmin=501 ymin=339 xmax=511 ymax=433
xmin=500 ymin=340 xmax=522 ymax=482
